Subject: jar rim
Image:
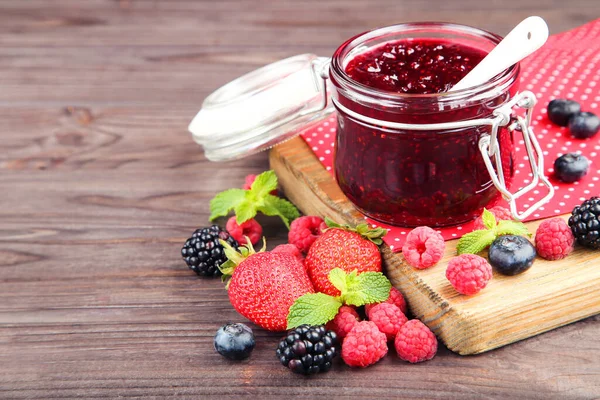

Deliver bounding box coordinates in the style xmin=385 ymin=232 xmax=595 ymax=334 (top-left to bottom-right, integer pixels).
xmin=329 ymin=22 xmax=520 ymax=104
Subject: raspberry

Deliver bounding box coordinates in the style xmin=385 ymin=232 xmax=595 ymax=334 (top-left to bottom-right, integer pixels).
xmin=288 ymin=216 xmax=328 ymax=253
xmin=394 ymin=319 xmax=437 ymax=363
xmin=226 ymin=217 xmax=263 ymax=246
xmin=446 ymin=254 xmax=492 ymax=295
xmin=365 ymin=287 xmax=408 ymax=316
xmin=535 ymin=218 xmax=575 ymax=260
xmin=402 ymin=226 xmax=445 ymax=269
xmin=272 ymin=244 xmax=305 ymax=264
xmin=342 ymin=321 xmax=388 ymax=368
xmin=367 ymin=303 xmax=408 ymax=340
xmin=326 ymin=306 xmax=359 ymax=339
xmin=242 ymin=174 xmax=277 ymax=195
xmin=473 ymin=206 xmax=513 ymax=230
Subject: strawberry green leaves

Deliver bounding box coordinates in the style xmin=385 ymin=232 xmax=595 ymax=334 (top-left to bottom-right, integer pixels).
xmin=209 ymin=170 xmax=300 ymax=229
xmin=324 ymin=217 xmax=387 ymax=245
xmin=286 ymin=268 xmax=391 ymax=329
xmin=456 ymin=208 xmax=531 ymax=255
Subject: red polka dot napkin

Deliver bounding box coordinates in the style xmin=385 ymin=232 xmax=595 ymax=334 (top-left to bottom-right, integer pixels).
xmin=300 ymin=18 xmax=600 ymax=252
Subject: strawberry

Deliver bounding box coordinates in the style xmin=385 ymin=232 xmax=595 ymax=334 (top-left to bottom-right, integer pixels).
xmin=219 ymin=240 xmax=314 ymax=332
xmin=304 ymin=219 xmax=386 ymax=296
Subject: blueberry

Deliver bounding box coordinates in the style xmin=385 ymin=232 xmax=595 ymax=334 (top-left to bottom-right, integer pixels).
xmin=568 ymin=112 xmax=600 ymax=139
xmin=214 ymin=323 xmax=255 ymax=360
xmin=547 ymin=99 xmax=581 ymax=126
xmin=488 ymin=235 xmax=536 ymax=276
xmin=554 ymin=153 xmax=589 ymax=183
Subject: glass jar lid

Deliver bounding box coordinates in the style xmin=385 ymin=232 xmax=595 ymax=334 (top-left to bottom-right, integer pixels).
xmin=188 ymin=54 xmax=333 ymax=161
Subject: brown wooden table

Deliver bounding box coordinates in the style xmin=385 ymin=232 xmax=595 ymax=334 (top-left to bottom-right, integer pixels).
xmin=1 ymin=1 xmax=599 ymax=398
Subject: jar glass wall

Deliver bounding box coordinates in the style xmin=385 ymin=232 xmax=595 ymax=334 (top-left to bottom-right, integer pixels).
xmin=329 ymin=23 xmax=520 ymax=227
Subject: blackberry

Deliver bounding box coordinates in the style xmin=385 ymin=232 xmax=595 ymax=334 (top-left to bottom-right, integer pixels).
xmin=568 ymin=197 xmax=600 ymax=249
xmin=181 ymin=225 xmax=238 ymax=277
xmin=276 ymin=325 xmax=338 ymax=375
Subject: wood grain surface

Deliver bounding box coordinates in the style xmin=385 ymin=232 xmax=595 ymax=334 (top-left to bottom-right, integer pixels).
xmin=271 ymin=136 xmax=600 ymax=355
xmin=1 ymin=1 xmax=599 ymax=398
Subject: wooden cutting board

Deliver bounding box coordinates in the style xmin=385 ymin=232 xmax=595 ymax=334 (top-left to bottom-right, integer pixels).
xmin=270 ymin=136 xmax=600 ymax=355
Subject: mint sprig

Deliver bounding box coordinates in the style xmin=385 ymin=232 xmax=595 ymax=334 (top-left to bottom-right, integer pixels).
xmin=209 ymin=170 xmax=300 ymax=229
xmin=456 ymin=208 xmax=531 ymax=255
xmin=286 ymin=268 xmax=391 ymax=329
xmin=287 ymin=293 xmax=342 ymax=329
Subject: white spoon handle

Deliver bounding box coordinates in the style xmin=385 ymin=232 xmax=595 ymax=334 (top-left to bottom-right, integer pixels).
xmin=450 ymin=16 xmax=549 ymax=92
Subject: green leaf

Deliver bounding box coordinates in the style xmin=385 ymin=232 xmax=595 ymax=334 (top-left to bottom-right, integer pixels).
xmin=342 ymin=271 xmax=391 ymax=306
xmin=218 ymin=240 xmax=257 ymax=289
xmin=456 ymin=230 xmax=497 ymax=254
xmin=482 ymin=208 xmax=497 ymax=230
xmin=328 ymin=268 xmax=347 ymax=293
xmin=250 ymin=170 xmax=278 ymax=199
xmin=209 ymin=188 xmax=246 ymax=221
xmin=324 ymin=218 xmax=387 ymax=245
xmin=496 ymin=220 xmax=531 ymax=237
xmin=257 ymin=195 xmax=300 ymax=229
xmin=287 ymin=293 xmax=342 ymax=329
xmin=234 ymin=195 xmax=257 ymax=224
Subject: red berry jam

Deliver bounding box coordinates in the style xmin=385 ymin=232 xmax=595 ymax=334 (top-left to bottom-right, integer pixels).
xmin=345 ymin=40 xmax=486 ymax=94
xmin=331 ymin=35 xmax=517 ymax=227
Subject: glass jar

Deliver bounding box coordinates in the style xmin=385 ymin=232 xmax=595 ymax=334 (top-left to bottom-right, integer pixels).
xmin=329 ymin=23 xmax=519 ymax=227
xmin=188 ymin=22 xmax=553 ymax=228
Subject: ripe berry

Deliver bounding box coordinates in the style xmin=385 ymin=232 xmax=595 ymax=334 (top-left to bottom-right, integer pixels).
xmin=288 ymin=216 xmax=327 ymax=253
xmin=401 ymin=226 xmax=445 ymax=269
xmin=181 ymin=225 xmax=238 ymax=277
xmin=568 ymin=197 xmax=600 ymax=249
xmin=342 ymin=321 xmax=388 ymax=368
xmin=394 ymin=319 xmax=437 ymax=363
xmin=367 ymin=302 xmax=408 ymax=340
xmin=553 ymin=153 xmax=589 ymax=183
xmin=277 ymin=325 xmax=338 ymax=374
xmin=547 ymin=99 xmax=581 ymax=126
xmin=446 ymin=254 xmax=492 ymax=295
xmin=472 ymin=206 xmax=513 ymax=230
xmin=226 ymin=216 xmax=263 ymax=245
xmin=272 ymin=244 xmax=305 ymax=264
xmin=488 ymin=235 xmax=536 ymax=276
xmin=535 ymin=218 xmax=575 ymax=260
xmin=365 ymin=286 xmax=408 ymax=316
xmin=326 ymin=306 xmax=359 ymax=339
xmin=214 ymin=323 xmax=256 ymax=360
xmin=569 ymin=112 xmax=600 ymax=139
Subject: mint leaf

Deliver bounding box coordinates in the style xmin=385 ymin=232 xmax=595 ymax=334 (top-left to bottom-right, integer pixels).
xmin=234 ymin=193 xmax=257 ymax=224
xmin=456 ymin=230 xmax=496 ymax=254
xmin=482 ymin=208 xmax=497 ymax=230
xmin=257 ymin=195 xmax=300 ymax=228
xmin=287 ymin=293 xmax=342 ymax=329
xmin=209 ymin=189 xmax=246 ymax=221
xmin=496 ymin=220 xmax=531 ymax=237
xmin=328 ymin=268 xmax=347 ymax=293
xmin=342 ymin=271 xmax=391 ymax=306
xmin=356 ymin=272 xmax=391 ymax=304
xmin=251 ymin=170 xmax=278 ymax=198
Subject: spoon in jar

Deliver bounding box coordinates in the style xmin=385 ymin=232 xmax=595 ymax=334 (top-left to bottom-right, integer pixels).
xmin=449 ymin=16 xmax=549 ymax=92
